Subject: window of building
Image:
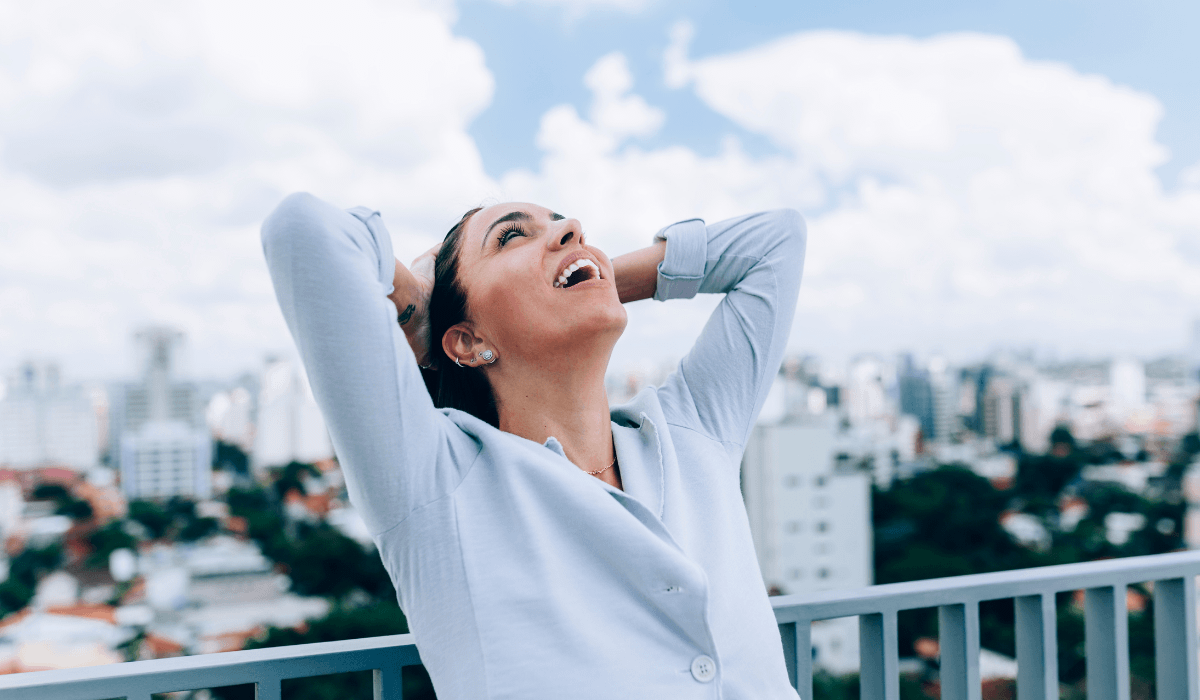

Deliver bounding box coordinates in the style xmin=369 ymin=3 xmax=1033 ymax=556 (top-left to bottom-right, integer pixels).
xmin=817 ymin=568 xmax=830 ymax=579
xmin=788 ymin=568 xmax=802 ymax=580
xmin=816 ymin=521 xmax=829 ymax=533
xmin=784 ymin=475 xmax=801 ymax=488
xmin=785 ymin=520 xmax=802 ymax=534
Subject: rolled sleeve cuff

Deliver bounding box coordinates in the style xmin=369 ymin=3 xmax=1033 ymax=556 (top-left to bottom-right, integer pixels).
xmin=652 ymin=218 xmax=707 ymax=301
xmin=347 ymin=206 xmax=396 ymax=295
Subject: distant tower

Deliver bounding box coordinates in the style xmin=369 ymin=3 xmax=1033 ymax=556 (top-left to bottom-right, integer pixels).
xmin=929 ymin=357 xmax=955 ymax=444
xmin=897 ymin=354 xmax=934 ymax=441
xmin=117 ymin=327 xmax=211 ymax=500
xmin=1109 ymin=357 xmax=1146 ymax=427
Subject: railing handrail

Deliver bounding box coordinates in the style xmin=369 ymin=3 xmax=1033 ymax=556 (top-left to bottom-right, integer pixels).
xmin=0 ymin=632 xmax=421 ymax=700
xmin=3 ymin=551 xmax=1199 ymax=700
xmin=771 ymin=549 xmax=1200 ymax=622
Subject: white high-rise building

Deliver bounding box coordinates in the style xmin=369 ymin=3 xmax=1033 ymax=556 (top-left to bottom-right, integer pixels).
xmin=120 ymin=422 xmax=211 ymax=500
xmin=118 ymin=327 xmax=212 ymax=500
xmin=741 ymin=418 xmax=872 ymax=595
xmin=741 ymin=416 xmax=872 ymax=675
xmin=0 ymin=361 xmax=99 ymax=471
xmin=253 ymin=359 xmax=333 ymax=473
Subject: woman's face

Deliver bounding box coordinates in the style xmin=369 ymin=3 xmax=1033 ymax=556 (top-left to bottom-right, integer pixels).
xmin=452 ymin=202 xmax=627 ymax=366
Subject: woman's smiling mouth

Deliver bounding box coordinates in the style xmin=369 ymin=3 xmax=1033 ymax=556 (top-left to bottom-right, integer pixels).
xmin=554 ymin=256 xmax=602 ymax=288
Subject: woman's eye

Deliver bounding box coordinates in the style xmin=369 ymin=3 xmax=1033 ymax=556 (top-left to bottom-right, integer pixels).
xmin=498 ymin=227 xmax=526 ymax=247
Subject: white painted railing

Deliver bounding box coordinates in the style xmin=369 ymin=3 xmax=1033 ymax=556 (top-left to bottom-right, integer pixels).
xmin=773 ymin=549 xmax=1200 ymax=700
xmin=3 ymin=550 xmax=1198 ymax=699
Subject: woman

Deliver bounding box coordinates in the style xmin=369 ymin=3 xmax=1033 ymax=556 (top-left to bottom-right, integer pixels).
xmin=261 ymin=193 xmax=807 ymax=699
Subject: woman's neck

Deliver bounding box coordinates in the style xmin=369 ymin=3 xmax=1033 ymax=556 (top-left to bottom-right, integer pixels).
xmin=492 ymin=358 xmax=619 ymax=488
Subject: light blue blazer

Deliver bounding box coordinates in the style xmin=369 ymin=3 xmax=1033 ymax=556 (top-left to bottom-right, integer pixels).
xmin=261 ymin=193 xmax=807 ymax=699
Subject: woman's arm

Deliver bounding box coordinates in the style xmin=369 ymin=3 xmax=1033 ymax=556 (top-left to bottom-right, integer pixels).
xmin=612 ymin=240 xmax=666 ymax=304
xmin=261 ymin=194 xmax=470 ymax=537
xmin=651 ymin=210 xmax=808 ymax=450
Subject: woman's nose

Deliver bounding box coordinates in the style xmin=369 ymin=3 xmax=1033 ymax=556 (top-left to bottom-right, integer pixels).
xmin=549 ymin=219 xmax=584 ymax=249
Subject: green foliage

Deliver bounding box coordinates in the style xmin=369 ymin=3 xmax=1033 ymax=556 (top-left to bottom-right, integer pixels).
xmin=812 ymin=671 xmax=858 ymax=700
xmin=129 ymin=500 xmax=173 ymax=539
xmin=126 ymin=497 xmax=224 ymax=545
xmin=285 ymin=523 xmax=395 ymax=601
xmin=179 ymin=517 xmax=220 ymax=542
xmin=810 ymin=672 xmax=931 ymax=700
xmin=877 ymin=455 xmax=1185 ymax=695
xmin=874 ymin=465 xmax=1036 ymax=585
xmin=87 ymin=521 xmax=138 ymax=568
xmin=31 ymin=483 xmax=70 ymax=502
xmin=31 ymin=483 xmax=93 ymax=522
xmin=1016 ymin=453 xmax=1082 ymax=504
xmin=227 ymin=485 xmax=272 ymax=515
xmin=214 ymin=440 xmax=250 ymax=474
xmin=274 ymin=461 xmax=322 ymax=499
xmin=57 ymin=497 xmax=93 ymax=520
xmin=0 ymin=545 xmax=63 ymax=618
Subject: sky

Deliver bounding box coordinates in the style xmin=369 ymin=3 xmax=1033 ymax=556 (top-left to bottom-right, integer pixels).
xmin=1 ymin=0 xmax=1198 ymax=382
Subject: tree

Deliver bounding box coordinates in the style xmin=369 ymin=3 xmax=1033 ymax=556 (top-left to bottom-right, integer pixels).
xmin=1015 ymin=426 xmax=1083 ymax=504
xmin=32 ymin=483 xmax=93 ymax=522
xmin=274 ymin=461 xmax=321 ymax=499
xmin=129 ymin=500 xmax=173 ymax=539
xmin=0 ymin=545 xmax=63 ymax=618
xmin=87 ymin=522 xmax=138 ymax=568
xmin=213 ymin=440 xmax=250 ymax=475
xmin=874 ymin=465 xmax=1035 ymax=585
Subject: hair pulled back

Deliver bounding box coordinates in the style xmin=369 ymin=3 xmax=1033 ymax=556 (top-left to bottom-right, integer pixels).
xmin=420 ymin=207 xmax=500 ymax=427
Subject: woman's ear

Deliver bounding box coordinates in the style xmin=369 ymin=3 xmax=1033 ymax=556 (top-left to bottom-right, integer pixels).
xmin=442 ymin=323 xmax=480 ymax=366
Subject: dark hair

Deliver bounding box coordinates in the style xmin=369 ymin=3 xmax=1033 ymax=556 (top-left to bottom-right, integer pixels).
xmin=419 ymin=207 xmax=500 ymax=427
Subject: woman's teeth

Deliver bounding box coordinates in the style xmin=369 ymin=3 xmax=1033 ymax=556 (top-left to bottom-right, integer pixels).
xmin=555 ymin=258 xmax=599 ymax=288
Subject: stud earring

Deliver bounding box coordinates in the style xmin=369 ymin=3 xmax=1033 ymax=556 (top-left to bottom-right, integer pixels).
xmin=478 ymin=349 xmax=496 ymax=364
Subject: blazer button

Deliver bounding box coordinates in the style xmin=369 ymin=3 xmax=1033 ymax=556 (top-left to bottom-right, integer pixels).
xmin=690 ymin=655 xmax=716 ymax=682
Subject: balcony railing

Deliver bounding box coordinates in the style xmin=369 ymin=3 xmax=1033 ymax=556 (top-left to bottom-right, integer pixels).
xmin=3 ymin=550 xmax=1199 ymax=700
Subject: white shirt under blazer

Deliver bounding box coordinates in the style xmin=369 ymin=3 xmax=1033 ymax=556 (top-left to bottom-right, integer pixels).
xmin=261 ymin=193 xmax=808 ymax=699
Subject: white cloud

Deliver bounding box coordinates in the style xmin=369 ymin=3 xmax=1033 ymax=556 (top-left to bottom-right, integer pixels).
xmin=0 ymin=0 xmax=499 ymax=377
xmin=506 ymin=32 xmax=1200 ymax=363
xmin=4 ymin=11 xmax=1199 ymax=383
xmin=482 ymin=0 xmax=653 ymax=14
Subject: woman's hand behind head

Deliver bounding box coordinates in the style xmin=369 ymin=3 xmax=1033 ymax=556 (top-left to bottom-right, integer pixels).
xmin=390 ymin=243 xmax=440 ymax=367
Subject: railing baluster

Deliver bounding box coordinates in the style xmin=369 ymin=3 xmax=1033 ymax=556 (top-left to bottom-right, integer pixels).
xmin=1153 ymin=577 xmax=1199 ymax=700
xmin=1015 ymin=593 xmax=1058 ymax=700
xmin=374 ymin=660 xmax=405 ymax=700
xmin=256 ymin=678 xmax=283 ymax=700
xmin=777 ymin=620 xmax=813 ymax=697
xmin=860 ymin=612 xmax=900 ymax=700
xmin=938 ymin=602 xmax=981 ymax=700
xmin=1085 ymin=585 xmax=1130 ymax=700
xmin=796 ymin=620 xmax=812 ymax=700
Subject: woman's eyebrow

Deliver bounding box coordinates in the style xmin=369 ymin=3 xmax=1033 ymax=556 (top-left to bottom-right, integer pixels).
xmin=482 ymin=210 xmax=532 ymax=249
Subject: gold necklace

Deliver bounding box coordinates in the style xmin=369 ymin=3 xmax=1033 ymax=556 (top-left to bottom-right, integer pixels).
xmin=585 ymin=457 xmax=617 ymax=476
